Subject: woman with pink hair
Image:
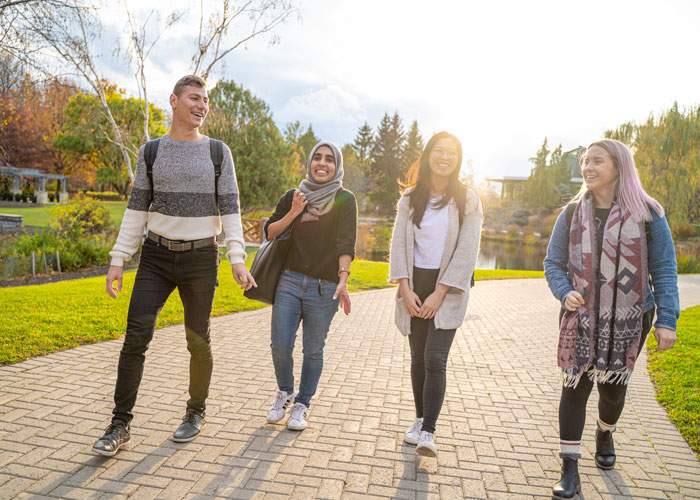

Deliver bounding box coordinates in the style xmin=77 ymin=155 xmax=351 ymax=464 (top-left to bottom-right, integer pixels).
xmin=544 ymin=139 xmax=679 ymax=499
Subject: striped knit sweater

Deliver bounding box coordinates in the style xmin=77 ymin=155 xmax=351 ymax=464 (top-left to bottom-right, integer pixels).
xmin=109 ymin=134 xmax=246 ymax=266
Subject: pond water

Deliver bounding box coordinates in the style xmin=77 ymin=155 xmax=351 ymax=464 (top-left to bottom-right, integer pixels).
xmin=475 ymin=239 xmax=547 ymax=271
xmin=355 ymin=222 xmax=548 ymax=271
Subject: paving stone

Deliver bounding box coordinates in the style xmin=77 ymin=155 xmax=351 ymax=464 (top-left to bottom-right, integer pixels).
xmin=1 ymin=279 xmax=699 ymax=499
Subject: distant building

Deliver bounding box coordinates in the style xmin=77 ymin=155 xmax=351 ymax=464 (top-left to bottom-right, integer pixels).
xmin=485 ymin=176 xmax=528 ymax=199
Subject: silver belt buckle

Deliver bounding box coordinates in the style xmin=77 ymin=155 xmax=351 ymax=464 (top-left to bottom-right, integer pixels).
xmin=167 ymin=240 xmax=179 ymax=251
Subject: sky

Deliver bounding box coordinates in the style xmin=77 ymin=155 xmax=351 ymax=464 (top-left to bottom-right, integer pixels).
xmin=96 ymin=0 xmax=700 ymax=183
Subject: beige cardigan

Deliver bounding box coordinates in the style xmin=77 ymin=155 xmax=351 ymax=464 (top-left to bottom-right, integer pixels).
xmin=389 ymin=188 xmax=482 ymax=335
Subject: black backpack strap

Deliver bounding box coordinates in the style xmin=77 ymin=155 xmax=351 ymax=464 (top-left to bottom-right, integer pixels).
xmin=210 ymin=139 xmax=223 ymax=213
xmin=144 ymin=139 xmax=160 ymax=180
xmin=144 ymin=138 xmax=160 ymax=202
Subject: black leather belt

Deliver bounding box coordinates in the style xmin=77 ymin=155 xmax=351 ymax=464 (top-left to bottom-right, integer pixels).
xmin=147 ymin=231 xmax=216 ymax=252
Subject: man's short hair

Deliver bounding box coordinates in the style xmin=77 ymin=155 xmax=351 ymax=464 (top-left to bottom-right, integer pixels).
xmin=173 ymin=75 xmax=207 ymax=97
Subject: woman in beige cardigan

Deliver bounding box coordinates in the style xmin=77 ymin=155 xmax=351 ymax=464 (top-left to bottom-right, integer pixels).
xmin=389 ymin=131 xmax=482 ymax=457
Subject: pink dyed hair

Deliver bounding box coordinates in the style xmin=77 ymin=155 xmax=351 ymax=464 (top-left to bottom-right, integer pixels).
xmin=572 ymin=139 xmax=663 ymax=222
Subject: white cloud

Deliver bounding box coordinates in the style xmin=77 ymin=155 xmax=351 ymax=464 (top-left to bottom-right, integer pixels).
xmin=82 ymin=0 xmax=700 ymax=180
xmin=277 ymin=84 xmax=365 ymax=130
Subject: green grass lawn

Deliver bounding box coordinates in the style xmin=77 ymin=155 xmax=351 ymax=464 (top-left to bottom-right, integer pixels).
xmin=0 ymin=258 xmax=544 ymax=365
xmin=647 ymin=304 xmax=700 ymax=456
xmin=1 ymin=201 xmax=127 ymax=228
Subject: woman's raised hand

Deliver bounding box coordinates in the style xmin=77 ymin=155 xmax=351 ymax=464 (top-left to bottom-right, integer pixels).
xmin=564 ymin=290 xmax=585 ymax=311
xmin=291 ymin=190 xmax=308 ymax=216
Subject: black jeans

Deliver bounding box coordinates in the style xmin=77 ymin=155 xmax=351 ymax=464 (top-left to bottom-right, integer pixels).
xmin=112 ymin=237 xmax=219 ymax=424
xmin=409 ymin=267 xmax=457 ymax=434
xmin=559 ymin=308 xmax=655 ymax=441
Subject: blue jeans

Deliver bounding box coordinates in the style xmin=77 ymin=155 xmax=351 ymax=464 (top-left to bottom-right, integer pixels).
xmin=270 ymin=269 xmax=339 ymax=407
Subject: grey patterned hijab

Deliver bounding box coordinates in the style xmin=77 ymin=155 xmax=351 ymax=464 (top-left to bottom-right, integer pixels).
xmin=298 ymin=141 xmax=344 ymax=222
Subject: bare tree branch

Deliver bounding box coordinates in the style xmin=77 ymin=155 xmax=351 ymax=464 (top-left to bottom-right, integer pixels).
xmin=191 ymin=0 xmax=297 ymax=80
xmin=122 ymin=0 xmax=186 ymax=142
xmin=6 ymin=0 xmax=137 ymax=181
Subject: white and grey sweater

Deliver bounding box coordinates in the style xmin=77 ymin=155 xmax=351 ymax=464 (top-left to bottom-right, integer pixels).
xmin=109 ymin=135 xmax=246 ymax=266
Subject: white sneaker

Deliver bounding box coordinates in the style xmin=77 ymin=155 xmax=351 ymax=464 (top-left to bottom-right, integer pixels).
xmin=287 ymin=402 xmax=308 ymax=430
xmin=266 ymin=390 xmax=294 ymax=423
xmin=404 ymin=418 xmax=423 ymax=445
xmin=416 ymin=431 xmax=437 ymax=457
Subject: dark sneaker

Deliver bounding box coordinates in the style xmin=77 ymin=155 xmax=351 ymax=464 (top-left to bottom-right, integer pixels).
xmin=92 ymin=421 xmax=130 ymax=457
xmin=172 ymin=409 xmax=205 ymax=442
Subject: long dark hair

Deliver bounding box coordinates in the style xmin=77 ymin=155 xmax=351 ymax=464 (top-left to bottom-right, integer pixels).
xmin=401 ymin=131 xmax=467 ymax=228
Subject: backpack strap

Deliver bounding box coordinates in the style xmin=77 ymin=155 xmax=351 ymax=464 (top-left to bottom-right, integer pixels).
xmin=565 ymin=202 xmax=577 ymax=230
xmin=210 ymin=139 xmax=223 ymax=214
xmin=144 ymin=138 xmax=160 ymax=203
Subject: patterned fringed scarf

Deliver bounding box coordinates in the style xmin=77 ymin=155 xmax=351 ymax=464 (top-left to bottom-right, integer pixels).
xmin=558 ymin=193 xmax=647 ymax=388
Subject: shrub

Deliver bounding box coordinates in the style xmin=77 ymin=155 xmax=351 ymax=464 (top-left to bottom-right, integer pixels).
xmin=672 ymin=222 xmax=698 ymax=240
xmin=243 ymin=209 xmax=274 ymax=220
xmin=507 ymin=208 xmax=530 ymax=227
xmin=14 ymin=193 xmax=22 ymax=202
xmin=539 ymin=224 xmax=554 ymax=240
xmin=506 ymin=224 xmax=520 ymax=239
xmin=48 ymin=193 xmax=55 ymax=202
xmin=677 ymin=251 xmax=700 ymax=274
xmin=3 ymin=196 xmax=115 ymax=273
xmin=49 ymin=195 xmax=114 ymax=238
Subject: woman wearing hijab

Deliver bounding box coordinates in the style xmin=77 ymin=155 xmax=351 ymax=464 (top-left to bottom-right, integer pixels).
xmin=544 ymin=139 xmax=679 ymax=499
xmin=263 ymin=141 xmax=357 ymax=431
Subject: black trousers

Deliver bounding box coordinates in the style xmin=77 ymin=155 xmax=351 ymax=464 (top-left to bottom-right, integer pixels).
xmin=409 ymin=267 xmax=457 ymax=434
xmin=559 ymin=308 xmax=655 ymax=441
xmin=112 ymin=237 xmax=219 ymax=424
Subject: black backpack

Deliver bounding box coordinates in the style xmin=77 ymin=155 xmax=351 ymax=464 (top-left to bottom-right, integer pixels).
xmin=143 ymin=138 xmax=224 ymax=212
xmin=564 ymin=202 xmax=652 ymax=244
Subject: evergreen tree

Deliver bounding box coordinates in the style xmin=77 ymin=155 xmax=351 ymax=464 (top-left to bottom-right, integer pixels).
xmin=202 ymin=80 xmax=298 ymax=209
xmin=298 ymin=124 xmax=320 ymax=166
xmin=403 ymin=120 xmax=424 ymax=168
xmin=369 ymin=111 xmax=405 ymax=213
xmin=519 ymin=138 xmax=572 ymax=211
xmin=352 ymin=121 xmax=373 ymax=160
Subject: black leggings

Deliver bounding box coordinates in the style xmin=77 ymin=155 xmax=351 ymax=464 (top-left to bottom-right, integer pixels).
xmin=559 ymin=308 xmax=655 ymax=441
xmin=409 ymin=267 xmax=456 ymax=434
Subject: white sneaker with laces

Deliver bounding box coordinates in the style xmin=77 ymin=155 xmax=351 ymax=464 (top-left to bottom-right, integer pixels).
xmin=416 ymin=431 xmax=437 ymax=457
xmin=266 ymin=390 xmax=295 ymax=423
xmin=404 ymin=418 xmax=423 ymax=445
xmin=287 ymin=402 xmax=309 ymax=430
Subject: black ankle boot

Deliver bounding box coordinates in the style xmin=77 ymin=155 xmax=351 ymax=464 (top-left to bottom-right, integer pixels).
xmin=595 ymin=428 xmax=616 ymax=469
xmin=552 ymin=456 xmax=581 ymax=499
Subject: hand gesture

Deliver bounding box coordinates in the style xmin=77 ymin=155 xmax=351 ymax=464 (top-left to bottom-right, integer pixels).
xmin=290 ymin=190 xmax=308 ymax=216
xmin=564 ymin=290 xmax=585 ymax=311
xmin=654 ymin=327 xmax=676 ymax=351
xmin=333 ymin=282 xmax=351 ymax=315
xmin=232 ymin=263 xmax=257 ymax=291
xmin=106 ymin=265 xmax=123 ymax=298
xmin=418 ymin=291 xmax=444 ymax=319
xmin=401 ymin=289 xmax=422 ymax=317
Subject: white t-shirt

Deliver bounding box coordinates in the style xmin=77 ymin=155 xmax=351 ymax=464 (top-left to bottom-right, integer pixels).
xmin=413 ymin=198 xmax=449 ymax=269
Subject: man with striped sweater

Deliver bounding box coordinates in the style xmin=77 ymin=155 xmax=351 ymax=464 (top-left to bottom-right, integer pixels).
xmin=93 ymin=75 xmax=256 ymax=456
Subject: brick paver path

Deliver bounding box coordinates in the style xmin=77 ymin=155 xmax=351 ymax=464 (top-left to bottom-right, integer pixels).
xmin=2 ymin=276 xmax=699 ymax=499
